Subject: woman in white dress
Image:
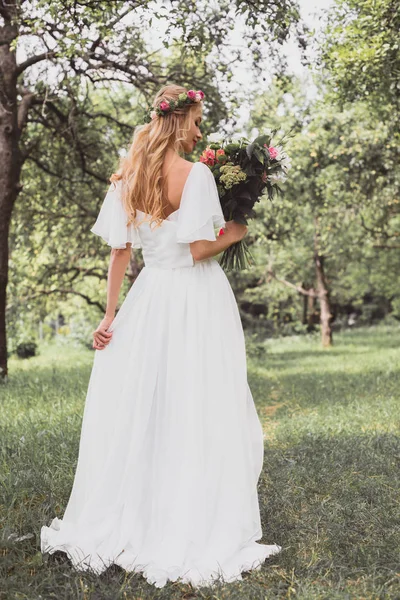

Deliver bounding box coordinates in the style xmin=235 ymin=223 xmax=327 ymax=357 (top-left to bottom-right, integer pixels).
xmin=40 ymin=84 xmax=281 ymax=588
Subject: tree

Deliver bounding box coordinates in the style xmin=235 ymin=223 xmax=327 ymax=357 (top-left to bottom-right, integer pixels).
xmin=0 ymin=0 xmax=304 ymax=379
xmin=319 ymin=0 xmax=400 ymax=127
xmin=245 ymin=77 xmax=400 ymax=346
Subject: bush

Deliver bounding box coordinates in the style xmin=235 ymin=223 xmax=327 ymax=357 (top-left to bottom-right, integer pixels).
xmin=16 ymin=341 xmax=38 ymax=359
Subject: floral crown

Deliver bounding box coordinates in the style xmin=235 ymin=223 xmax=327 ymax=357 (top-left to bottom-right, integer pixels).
xmin=143 ymin=89 xmax=204 ymax=123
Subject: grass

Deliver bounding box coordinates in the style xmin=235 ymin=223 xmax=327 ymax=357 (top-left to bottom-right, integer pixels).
xmin=1 ymin=325 xmax=400 ymax=599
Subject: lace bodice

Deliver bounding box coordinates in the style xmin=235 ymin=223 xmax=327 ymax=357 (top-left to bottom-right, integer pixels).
xmin=90 ymin=162 xmax=226 ymax=269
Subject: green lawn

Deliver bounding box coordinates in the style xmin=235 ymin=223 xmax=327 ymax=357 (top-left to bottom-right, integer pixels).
xmin=1 ymin=326 xmax=400 ymax=599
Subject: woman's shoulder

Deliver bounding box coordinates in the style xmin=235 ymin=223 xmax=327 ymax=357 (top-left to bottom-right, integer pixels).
xmin=171 ymin=157 xmax=196 ymax=175
xmin=179 ymin=159 xmax=210 ymax=180
xmin=179 ymin=158 xmax=207 ymax=170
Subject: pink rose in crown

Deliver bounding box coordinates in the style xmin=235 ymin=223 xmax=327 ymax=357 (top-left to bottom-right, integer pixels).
xmin=197 ymin=90 xmax=205 ymax=100
xmin=159 ymin=101 xmax=170 ymax=112
xmin=187 ymin=90 xmax=197 ymax=100
xmin=195 ymin=93 xmax=202 ymax=102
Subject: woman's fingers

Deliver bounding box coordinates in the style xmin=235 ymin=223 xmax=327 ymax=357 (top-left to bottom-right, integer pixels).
xmin=94 ymin=332 xmax=112 ymax=343
xmin=93 ymin=329 xmax=112 ymax=340
xmin=93 ymin=338 xmax=109 ymax=350
xmin=92 ymin=328 xmax=113 ymax=350
xmin=93 ymin=329 xmax=112 ymax=337
xmin=94 ymin=334 xmax=111 ymax=345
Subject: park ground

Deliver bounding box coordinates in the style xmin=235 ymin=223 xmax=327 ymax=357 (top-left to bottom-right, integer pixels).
xmin=1 ymin=325 xmax=400 ymax=599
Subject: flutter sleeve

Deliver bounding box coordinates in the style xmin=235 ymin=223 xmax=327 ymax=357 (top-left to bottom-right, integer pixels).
xmin=90 ymin=179 xmax=141 ymax=249
xmin=176 ymin=162 xmax=226 ymax=243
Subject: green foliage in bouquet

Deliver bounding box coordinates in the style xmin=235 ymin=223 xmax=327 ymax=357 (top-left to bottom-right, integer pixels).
xmin=199 ymin=130 xmax=293 ymax=270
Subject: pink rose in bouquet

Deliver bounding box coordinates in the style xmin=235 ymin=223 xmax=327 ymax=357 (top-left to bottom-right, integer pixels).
xmin=266 ymin=145 xmax=279 ymax=160
xmin=199 ymin=147 xmax=217 ymax=166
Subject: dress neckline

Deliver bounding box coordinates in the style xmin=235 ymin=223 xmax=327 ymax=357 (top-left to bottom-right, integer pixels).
xmin=135 ymin=162 xmax=199 ymax=222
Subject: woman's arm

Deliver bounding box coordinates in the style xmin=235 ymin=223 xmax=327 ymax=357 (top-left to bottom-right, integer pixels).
xmin=190 ymin=221 xmax=248 ymax=262
xmin=105 ymin=244 xmax=132 ymax=317
xmin=92 ymin=243 xmax=132 ymax=350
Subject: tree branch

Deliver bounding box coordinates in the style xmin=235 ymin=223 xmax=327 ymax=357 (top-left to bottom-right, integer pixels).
xmin=79 ymin=109 xmax=133 ymax=131
xmin=37 ymin=265 xmax=107 ymax=285
xmin=360 ymin=212 xmax=399 ymax=240
xmin=30 ymin=208 xmax=96 ymax=220
xmin=89 ymin=5 xmax=134 ymax=54
xmin=264 ymin=267 xmax=318 ymax=297
xmin=17 ymin=90 xmax=36 ymax=135
xmin=15 ymin=50 xmax=57 ymax=75
xmin=27 ymin=154 xmax=109 ymax=186
xmin=6 ymin=288 xmax=105 ymax=313
xmin=0 ymin=3 xmax=11 ymax=22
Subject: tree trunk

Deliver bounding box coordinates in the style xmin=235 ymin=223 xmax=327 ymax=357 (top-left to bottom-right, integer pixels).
xmin=301 ymin=283 xmax=308 ymax=325
xmin=307 ymin=289 xmax=316 ymax=332
xmin=301 ymin=283 xmax=316 ymax=332
xmin=314 ymin=217 xmax=332 ymax=347
xmin=0 ymin=11 xmax=22 ymax=380
xmin=315 ymin=253 xmax=332 ymax=347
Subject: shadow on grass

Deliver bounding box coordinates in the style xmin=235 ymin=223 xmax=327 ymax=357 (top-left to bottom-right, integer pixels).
xmin=259 ymin=431 xmax=400 ymax=592
xmin=249 ymin=326 xmax=400 ymax=369
xmin=249 ymin=364 xmax=400 ymax=426
xmin=3 ymin=431 xmax=398 ymax=599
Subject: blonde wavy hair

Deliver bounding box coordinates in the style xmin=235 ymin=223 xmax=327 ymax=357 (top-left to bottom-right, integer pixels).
xmin=110 ymin=84 xmax=203 ymax=230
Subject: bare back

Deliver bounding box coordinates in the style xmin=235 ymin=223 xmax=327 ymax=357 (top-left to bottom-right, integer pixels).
xmin=161 ymin=156 xmax=194 ymax=217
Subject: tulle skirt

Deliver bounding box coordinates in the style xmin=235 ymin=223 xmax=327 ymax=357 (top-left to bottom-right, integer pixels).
xmin=40 ymin=258 xmax=281 ymax=588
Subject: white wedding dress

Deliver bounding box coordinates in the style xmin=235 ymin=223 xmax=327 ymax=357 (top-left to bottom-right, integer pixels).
xmin=40 ymin=161 xmax=281 ymax=588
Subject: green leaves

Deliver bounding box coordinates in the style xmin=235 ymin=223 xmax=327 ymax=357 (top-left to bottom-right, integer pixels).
xmin=320 ymin=0 xmax=400 ymax=130
xmin=224 ymin=142 xmax=241 ymax=154
xmin=253 ymin=146 xmax=265 ymax=165
xmin=254 ymin=133 xmax=273 ymax=147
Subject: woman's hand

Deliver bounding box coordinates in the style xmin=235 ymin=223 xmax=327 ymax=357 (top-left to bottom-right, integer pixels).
xmin=92 ymin=315 xmax=114 ymax=350
xmin=223 ymin=220 xmax=248 ymax=242
xmin=190 ymin=220 xmax=248 ymax=262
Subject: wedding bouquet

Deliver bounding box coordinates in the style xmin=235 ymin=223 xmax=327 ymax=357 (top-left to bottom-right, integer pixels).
xmin=199 ymin=130 xmax=292 ymax=271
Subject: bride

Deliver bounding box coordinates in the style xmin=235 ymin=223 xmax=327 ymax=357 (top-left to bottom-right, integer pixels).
xmin=40 ymin=84 xmax=281 ymax=588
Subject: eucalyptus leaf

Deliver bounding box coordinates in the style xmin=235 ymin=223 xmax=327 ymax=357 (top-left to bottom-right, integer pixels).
xmin=254 ymin=134 xmax=270 ymax=147
xmin=253 ymin=147 xmax=265 ymax=164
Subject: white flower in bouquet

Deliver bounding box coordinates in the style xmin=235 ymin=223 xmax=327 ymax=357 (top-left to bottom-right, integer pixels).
xmin=268 ymin=171 xmax=288 ymax=184
xmin=230 ymin=132 xmax=246 ymax=142
xmin=280 ymin=154 xmax=292 ymax=172
xmin=207 ymin=132 xmax=224 ymax=144
xmin=274 ymin=146 xmax=292 ymax=172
